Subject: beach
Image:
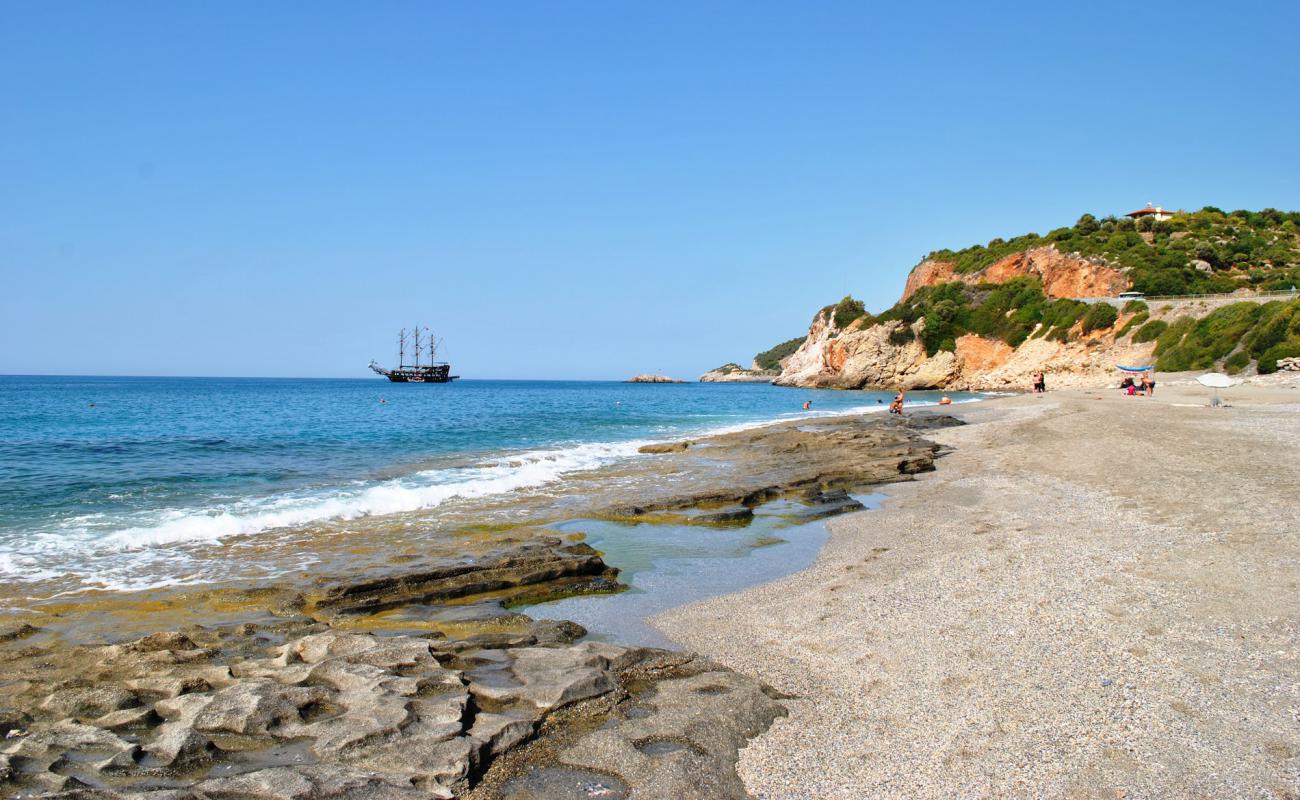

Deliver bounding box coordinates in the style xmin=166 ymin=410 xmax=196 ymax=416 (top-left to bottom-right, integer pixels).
xmin=658 ymin=383 xmax=1300 ymax=798
xmin=2 ymin=378 xmax=1297 ymax=798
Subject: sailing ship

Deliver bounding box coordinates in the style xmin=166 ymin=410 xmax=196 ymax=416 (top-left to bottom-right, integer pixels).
xmin=369 ymin=326 xmax=458 ymax=383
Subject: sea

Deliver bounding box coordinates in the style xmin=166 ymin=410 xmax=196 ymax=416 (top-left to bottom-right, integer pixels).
xmin=0 ymin=376 xmax=977 ymax=603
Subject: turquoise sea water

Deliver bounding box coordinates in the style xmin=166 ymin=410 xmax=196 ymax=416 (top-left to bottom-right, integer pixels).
xmin=0 ymin=376 xmax=975 ymax=590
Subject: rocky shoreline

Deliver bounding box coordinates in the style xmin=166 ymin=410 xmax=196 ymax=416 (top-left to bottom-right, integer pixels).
xmin=0 ymin=413 xmax=962 ymax=799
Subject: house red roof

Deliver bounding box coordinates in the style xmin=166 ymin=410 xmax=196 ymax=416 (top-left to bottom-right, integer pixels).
xmin=1125 ymin=205 xmax=1172 ymax=218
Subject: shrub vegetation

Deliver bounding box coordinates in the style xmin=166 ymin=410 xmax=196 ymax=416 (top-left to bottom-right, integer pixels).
xmin=866 ymin=277 xmax=1114 ymax=354
xmin=1153 ymin=304 xmax=1265 ymax=371
xmin=1132 ymin=319 xmax=1168 ymax=343
xmin=923 ymin=207 xmax=1300 ymax=296
xmin=1081 ymin=303 xmax=1119 ymax=334
xmin=753 ymin=337 xmax=804 ymax=372
xmin=1116 ymin=311 xmax=1149 ymax=338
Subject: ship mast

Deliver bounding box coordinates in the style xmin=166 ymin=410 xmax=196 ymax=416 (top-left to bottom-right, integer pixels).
xmin=413 ymin=325 xmax=421 ymax=369
xmin=398 ymin=328 xmax=407 ymax=369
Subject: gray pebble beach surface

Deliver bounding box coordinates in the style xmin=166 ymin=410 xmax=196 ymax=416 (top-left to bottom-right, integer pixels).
xmin=657 ymin=385 xmax=1300 ymax=798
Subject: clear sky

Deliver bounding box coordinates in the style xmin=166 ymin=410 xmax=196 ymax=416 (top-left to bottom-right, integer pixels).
xmin=3 ymin=1 xmax=1298 ymax=379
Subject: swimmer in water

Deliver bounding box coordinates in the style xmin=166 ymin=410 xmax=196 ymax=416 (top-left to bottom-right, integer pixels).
xmin=939 ymin=395 xmax=952 ymax=406
xmin=802 ymin=400 xmax=811 ymax=410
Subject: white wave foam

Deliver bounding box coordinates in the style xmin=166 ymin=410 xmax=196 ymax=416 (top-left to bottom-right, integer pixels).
xmin=95 ymin=439 xmax=650 ymax=551
xmin=0 ymin=392 xmax=989 ymax=588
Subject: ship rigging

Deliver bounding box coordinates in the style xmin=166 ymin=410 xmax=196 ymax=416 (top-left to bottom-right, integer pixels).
xmin=369 ymin=326 xmax=457 ymax=383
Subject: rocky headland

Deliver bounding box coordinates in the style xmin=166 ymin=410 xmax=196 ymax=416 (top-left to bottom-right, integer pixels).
xmin=697 ymin=362 xmax=775 ymax=383
xmin=746 ymin=207 xmax=1300 ymax=391
xmin=0 ymin=413 xmax=960 ymax=800
xmin=773 ymin=292 xmax=1161 ymax=392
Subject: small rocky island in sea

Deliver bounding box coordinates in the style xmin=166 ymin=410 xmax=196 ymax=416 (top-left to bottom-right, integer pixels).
xmin=624 ymin=374 xmax=687 ymax=383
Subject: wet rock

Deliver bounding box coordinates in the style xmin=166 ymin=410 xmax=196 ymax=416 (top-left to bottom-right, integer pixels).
xmin=688 ymin=506 xmax=754 ymax=525
xmin=786 ymin=487 xmax=867 ymax=520
xmin=471 ymin=647 xmax=616 ymax=714
xmin=469 ymin=712 xmax=536 ymax=757
xmin=637 ymin=441 xmax=690 ymax=454
xmin=570 ymin=641 xmax=660 ymax=673
xmin=556 ymin=668 xmax=786 ymax=800
xmin=0 ymin=709 xmax=33 ymax=738
xmin=595 ymin=414 xmax=955 ymax=520
xmin=348 ymin=733 xmax=478 ymax=797
xmin=124 ymin=669 xmax=227 ymax=699
xmin=39 ymin=687 xmax=138 ymax=720
xmin=898 ymin=456 xmax=935 ymax=474
xmin=0 ymin=629 xmax=781 ymax=800
xmin=192 ymin=681 xmax=329 ymax=736
xmin=143 ymin=693 xmax=218 ymax=769
xmin=125 ymin=632 xmax=199 ymax=653
xmin=441 ymin=632 xmax=539 ymax=652
xmin=526 ymin=619 xmax=586 ymax=646
xmin=498 ymin=766 xmax=630 ymax=799
xmin=383 ymin=601 xmax=526 ymax=627
xmin=195 ymin=767 xmax=314 ymax=800
xmin=90 ymin=706 xmax=157 ymax=731
xmin=0 ymin=622 xmax=40 ymax=642
xmin=901 ymin=412 xmax=966 ymax=431
xmin=2 ymin=720 xmax=141 ymax=782
xmin=279 ymin=631 xmax=434 ymax=668
xmin=313 ymin=539 xmax=622 ymax=617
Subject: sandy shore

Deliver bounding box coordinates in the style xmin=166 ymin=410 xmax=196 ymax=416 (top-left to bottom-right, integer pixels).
xmin=656 ymin=381 xmax=1300 ymax=798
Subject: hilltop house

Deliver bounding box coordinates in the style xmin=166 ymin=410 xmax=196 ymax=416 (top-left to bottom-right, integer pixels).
xmin=1125 ymin=202 xmax=1175 ymax=222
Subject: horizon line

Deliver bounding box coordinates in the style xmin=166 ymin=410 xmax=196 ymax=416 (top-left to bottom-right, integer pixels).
xmin=0 ymin=373 xmax=705 ymax=383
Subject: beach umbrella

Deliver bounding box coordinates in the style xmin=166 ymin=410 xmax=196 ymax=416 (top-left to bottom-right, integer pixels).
xmin=1196 ymin=372 xmax=1233 ymax=407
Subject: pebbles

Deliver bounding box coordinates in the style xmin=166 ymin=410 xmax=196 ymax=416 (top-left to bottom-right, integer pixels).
xmin=659 ymin=389 xmax=1300 ymax=798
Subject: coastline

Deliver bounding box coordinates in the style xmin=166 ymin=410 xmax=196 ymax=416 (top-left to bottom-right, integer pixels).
xmin=0 ymin=378 xmax=971 ymax=603
xmin=655 ymin=382 xmax=1300 ymax=797
xmin=0 ymin=397 xmax=966 ymax=798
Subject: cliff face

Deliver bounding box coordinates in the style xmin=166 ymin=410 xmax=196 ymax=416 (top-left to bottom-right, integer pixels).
xmin=774 ymin=243 xmax=1149 ymax=391
xmin=901 ymin=246 xmax=1130 ymax=302
xmin=775 ymin=314 xmax=957 ymax=390
xmin=775 ymin=304 xmax=1158 ymax=391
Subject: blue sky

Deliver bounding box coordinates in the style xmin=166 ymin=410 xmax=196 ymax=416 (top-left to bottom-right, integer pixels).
xmin=3 ymin=1 xmax=1298 ymax=379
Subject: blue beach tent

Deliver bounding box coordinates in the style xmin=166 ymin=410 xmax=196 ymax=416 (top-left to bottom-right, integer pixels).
xmin=1117 ymin=365 xmax=1154 ymax=372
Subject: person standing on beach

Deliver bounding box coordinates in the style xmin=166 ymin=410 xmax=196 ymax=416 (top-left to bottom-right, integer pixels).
xmin=803 ymin=400 xmax=812 ymax=411
xmin=889 ymin=389 xmax=905 ymax=415
xmin=1032 ymin=371 xmax=1046 ymax=395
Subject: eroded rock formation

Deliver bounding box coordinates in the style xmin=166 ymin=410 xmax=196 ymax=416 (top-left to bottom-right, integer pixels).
xmin=775 ymin=303 xmax=1159 ymax=391
xmin=0 ymin=625 xmax=783 ymax=800
xmin=901 ymin=246 xmax=1130 ymax=302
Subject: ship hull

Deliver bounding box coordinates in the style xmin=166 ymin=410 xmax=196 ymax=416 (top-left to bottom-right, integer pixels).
xmin=378 ymin=363 xmax=457 ymax=383
xmin=384 ymin=374 xmax=457 ymax=383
